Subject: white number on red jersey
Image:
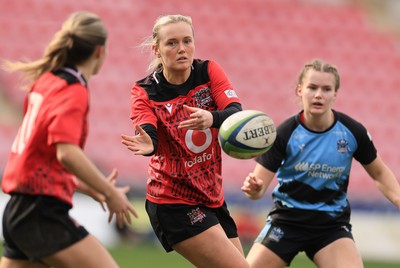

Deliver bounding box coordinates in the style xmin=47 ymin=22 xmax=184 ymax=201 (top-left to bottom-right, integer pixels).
xmin=11 ymin=92 xmax=43 ymax=154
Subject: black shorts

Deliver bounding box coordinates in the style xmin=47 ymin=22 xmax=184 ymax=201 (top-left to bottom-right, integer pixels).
xmin=255 ymin=217 xmax=353 ymax=265
xmin=145 ymin=200 xmax=238 ymax=252
xmin=2 ymin=194 xmax=89 ymax=261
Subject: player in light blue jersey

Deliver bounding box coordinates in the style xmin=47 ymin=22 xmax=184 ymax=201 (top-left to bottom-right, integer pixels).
xmin=241 ymin=59 xmax=400 ymax=268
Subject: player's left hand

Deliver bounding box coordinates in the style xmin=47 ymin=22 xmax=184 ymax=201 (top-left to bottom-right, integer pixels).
xmin=90 ymin=169 xmax=131 ymax=211
xmin=178 ymin=105 xmax=213 ymax=130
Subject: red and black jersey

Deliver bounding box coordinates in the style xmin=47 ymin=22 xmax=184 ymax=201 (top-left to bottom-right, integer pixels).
xmin=130 ymin=59 xmax=241 ymax=208
xmin=2 ymin=68 xmax=89 ymax=206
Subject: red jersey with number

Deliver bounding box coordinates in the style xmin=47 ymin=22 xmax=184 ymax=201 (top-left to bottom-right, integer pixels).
xmin=2 ymin=69 xmax=89 ymax=206
xmin=130 ymin=59 xmax=241 ymax=208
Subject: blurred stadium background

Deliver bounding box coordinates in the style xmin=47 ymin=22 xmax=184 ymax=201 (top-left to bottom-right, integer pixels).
xmin=0 ymin=0 xmax=399 ymax=265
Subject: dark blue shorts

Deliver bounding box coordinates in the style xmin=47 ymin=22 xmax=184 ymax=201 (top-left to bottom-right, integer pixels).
xmin=254 ymin=217 xmax=354 ymax=265
xmin=145 ymin=200 xmax=238 ymax=252
xmin=2 ymin=194 xmax=89 ymax=261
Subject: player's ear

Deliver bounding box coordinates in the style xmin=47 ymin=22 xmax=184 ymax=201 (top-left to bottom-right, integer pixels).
xmin=94 ymin=45 xmax=105 ymax=58
xmin=296 ymin=85 xmax=302 ymax=96
xmin=333 ymin=89 xmax=338 ymax=102
xmin=152 ymin=45 xmax=160 ymax=57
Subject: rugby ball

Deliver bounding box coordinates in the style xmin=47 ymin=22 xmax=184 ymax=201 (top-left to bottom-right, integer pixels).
xmin=218 ymin=110 xmax=276 ymax=159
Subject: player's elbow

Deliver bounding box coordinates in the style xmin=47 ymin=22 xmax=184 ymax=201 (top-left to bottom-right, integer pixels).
xmin=55 ymin=142 xmax=78 ymax=166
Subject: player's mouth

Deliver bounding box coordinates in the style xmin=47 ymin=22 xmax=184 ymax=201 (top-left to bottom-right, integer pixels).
xmin=312 ymin=102 xmax=324 ymax=108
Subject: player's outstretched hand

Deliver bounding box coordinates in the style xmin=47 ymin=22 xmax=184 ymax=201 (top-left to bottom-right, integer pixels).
xmin=121 ymin=125 xmax=153 ymax=155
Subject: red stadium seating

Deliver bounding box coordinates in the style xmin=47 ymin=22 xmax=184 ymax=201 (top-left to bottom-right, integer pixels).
xmin=1 ymin=0 xmax=399 ymax=200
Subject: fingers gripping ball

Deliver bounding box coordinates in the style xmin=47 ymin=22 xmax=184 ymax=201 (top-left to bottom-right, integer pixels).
xmin=218 ymin=110 xmax=277 ymax=159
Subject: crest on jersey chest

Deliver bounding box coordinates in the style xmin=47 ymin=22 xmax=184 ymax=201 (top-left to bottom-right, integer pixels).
xmin=337 ymin=139 xmax=349 ymax=153
xmin=193 ymin=87 xmax=213 ymax=109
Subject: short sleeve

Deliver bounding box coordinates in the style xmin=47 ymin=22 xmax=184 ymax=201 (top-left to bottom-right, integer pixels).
xmin=130 ymin=84 xmax=158 ymax=129
xmin=47 ymin=84 xmax=88 ymax=145
xmin=208 ymin=60 xmax=241 ymax=110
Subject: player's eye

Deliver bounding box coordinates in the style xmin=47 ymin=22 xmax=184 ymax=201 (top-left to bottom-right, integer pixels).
xmin=166 ymin=40 xmax=177 ymax=46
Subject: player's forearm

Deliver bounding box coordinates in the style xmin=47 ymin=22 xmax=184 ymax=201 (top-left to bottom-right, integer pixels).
xmin=372 ymin=166 xmax=400 ymax=208
xmin=211 ymin=102 xmax=242 ymax=128
xmin=375 ymin=178 xmax=400 ymax=209
xmin=56 ymin=142 xmax=114 ymax=199
xmin=76 ymin=179 xmax=98 ymax=197
xmin=243 ymin=190 xmax=265 ymax=200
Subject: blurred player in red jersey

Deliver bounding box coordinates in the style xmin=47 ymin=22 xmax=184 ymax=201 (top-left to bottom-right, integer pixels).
xmin=1 ymin=11 xmax=137 ymax=268
xmin=121 ymin=14 xmax=250 ymax=268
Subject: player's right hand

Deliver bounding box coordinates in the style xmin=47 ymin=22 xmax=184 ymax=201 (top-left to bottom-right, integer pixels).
xmin=121 ymin=125 xmax=153 ymax=155
xmin=241 ymin=172 xmax=264 ymax=199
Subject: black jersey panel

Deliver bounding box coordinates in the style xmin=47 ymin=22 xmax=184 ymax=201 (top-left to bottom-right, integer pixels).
xmin=137 ymin=59 xmax=210 ymax=102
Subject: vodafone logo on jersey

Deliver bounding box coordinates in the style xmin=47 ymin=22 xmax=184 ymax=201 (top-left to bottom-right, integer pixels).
xmin=184 ymin=129 xmax=214 ymax=167
xmin=185 ymin=129 xmax=212 ymax=153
